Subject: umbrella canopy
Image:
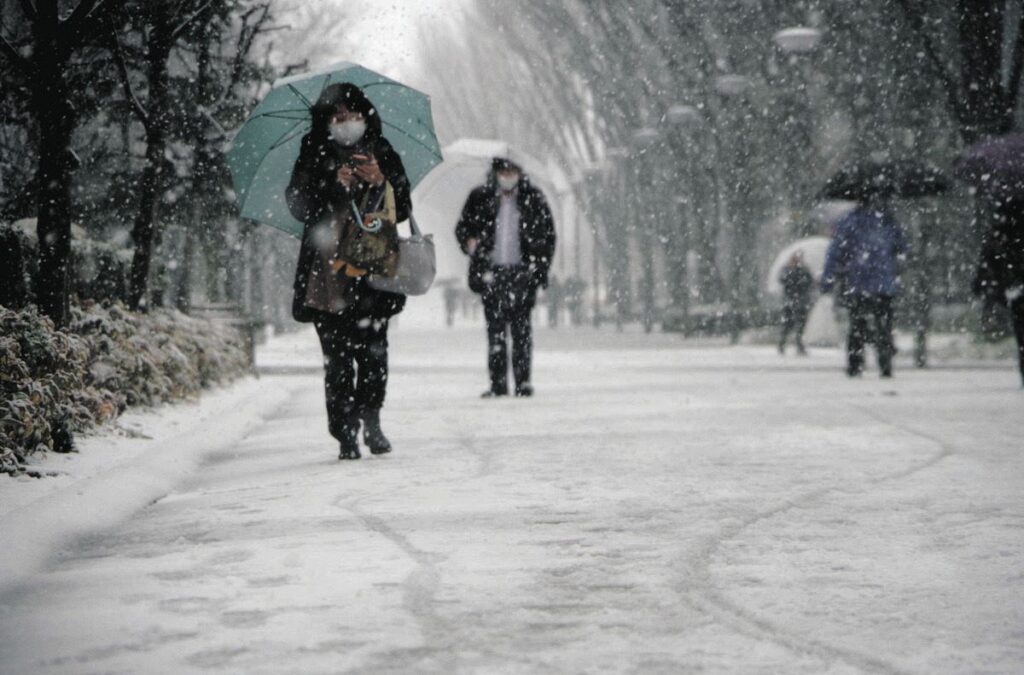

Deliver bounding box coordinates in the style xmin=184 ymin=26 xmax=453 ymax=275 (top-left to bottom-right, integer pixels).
xmin=819 ymin=158 xmax=949 ymax=201
xmin=954 ymin=133 xmax=1024 ymax=198
xmin=226 ymin=62 xmax=442 ymax=236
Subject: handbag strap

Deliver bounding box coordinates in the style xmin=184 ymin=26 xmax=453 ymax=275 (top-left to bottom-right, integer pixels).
xmin=409 ymin=213 xmax=422 ymax=237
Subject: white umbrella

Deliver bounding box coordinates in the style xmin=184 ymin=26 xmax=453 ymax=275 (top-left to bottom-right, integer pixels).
xmin=765 ymin=235 xmax=831 ymax=296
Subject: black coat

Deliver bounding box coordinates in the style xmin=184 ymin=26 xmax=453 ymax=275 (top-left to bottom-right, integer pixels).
xmin=973 ymin=201 xmax=1024 ymax=306
xmin=286 ymin=131 xmax=411 ymax=324
xmin=454 ymin=176 xmax=556 ymax=294
xmin=780 ymin=265 xmax=814 ymax=308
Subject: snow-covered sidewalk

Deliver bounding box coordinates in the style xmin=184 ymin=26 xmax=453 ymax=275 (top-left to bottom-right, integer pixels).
xmin=1 ymin=321 xmax=1022 ymax=674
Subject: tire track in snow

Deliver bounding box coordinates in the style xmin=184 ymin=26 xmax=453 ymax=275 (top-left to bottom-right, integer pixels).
xmin=323 ymin=417 xmax=495 ymax=671
xmin=345 ymin=501 xmax=458 ymax=673
xmin=675 ymin=405 xmax=957 ymax=675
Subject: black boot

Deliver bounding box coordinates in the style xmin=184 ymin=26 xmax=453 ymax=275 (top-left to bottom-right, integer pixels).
xmin=514 ymin=383 xmax=533 ymax=397
xmin=338 ymin=421 xmax=361 ymax=460
xmin=361 ymin=409 xmax=392 ymax=455
xmin=481 ymin=386 xmax=508 ymax=398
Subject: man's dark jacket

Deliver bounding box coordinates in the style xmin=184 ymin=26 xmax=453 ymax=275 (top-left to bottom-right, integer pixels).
xmin=454 ymin=176 xmax=556 ymax=294
xmin=285 ymin=83 xmax=410 ymax=323
xmin=973 ymin=199 xmax=1024 ymax=306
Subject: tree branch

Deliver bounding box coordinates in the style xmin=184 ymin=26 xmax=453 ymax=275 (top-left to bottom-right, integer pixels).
xmin=171 ymin=0 xmax=216 ymax=41
xmin=63 ymin=0 xmax=104 ymax=33
xmin=0 ymin=34 xmax=31 ymax=74
xmin=61 ymin=0 xmax=117 ymax=53
xmin=18 ymin=0 xmax=37 ymax=20
xmin=217 ymin=3 xmax=270 ymax=107
xmin=893 ymin=0 xmax=965 ymax=137
xmin=107 ymin=18 xmax=150 ymax=130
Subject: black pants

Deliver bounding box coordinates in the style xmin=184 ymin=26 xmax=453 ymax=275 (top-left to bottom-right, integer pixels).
xmin=313 ymin=313 xmax=389 ymax=441
xmin=1011 ymin=297 xmax=1024 ymax=385
xmin=846 ymin=295 xmax=895 ymax=375
xmin=779 ymin=302 xmax=810 ymax=350
xmin=482 ymin=265 xmax=535 ymax=393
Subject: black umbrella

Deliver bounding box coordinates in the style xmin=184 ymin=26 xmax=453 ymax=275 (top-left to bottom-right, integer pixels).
xmin=954 ymin=133 xmax=1024 ymax=198
xmin=819 ymin=158 xmax=949 ymax=201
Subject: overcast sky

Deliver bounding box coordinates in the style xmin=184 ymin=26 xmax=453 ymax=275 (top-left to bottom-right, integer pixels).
xmin=272 ymin=0 xmax=469 ymax=86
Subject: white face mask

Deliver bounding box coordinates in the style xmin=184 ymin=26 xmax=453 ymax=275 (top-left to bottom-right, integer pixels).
xmin=497 ymin=174 xmax=519 ymax=191
xmin=329 ymin=119 xmax=366 ymax=146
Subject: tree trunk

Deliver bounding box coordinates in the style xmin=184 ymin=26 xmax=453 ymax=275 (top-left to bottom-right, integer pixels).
xmin=31 ymin=8 xmax=75 ymax=327
xmin=958 ymin=0 xmax=1009 ymax=142
xmin=128 ymin=130 xmax=166 ymax=311
xmin=128 ymin=30 xmax=173 ymax=312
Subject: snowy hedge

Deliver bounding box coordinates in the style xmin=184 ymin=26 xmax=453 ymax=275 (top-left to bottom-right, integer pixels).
xmin=1 ymin=303 xmax=251 ymax=474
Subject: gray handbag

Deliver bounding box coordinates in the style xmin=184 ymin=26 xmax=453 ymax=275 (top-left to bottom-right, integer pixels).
xmin=366 ymin=214 xmax=436 ymax=296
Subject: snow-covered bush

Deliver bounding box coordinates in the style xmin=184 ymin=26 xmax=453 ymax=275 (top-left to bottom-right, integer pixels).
xmin=1 ymin=303 xmax=250 ymax=474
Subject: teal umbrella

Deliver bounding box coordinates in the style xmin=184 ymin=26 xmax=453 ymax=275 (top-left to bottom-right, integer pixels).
xmin=226 ymin=62 xmax=442 ymax=237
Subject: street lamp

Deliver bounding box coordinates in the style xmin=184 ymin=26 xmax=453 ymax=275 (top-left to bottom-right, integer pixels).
xmin=772 ymin=26 xmax=823 ymax=236
xmin=666 ymin=104 xmax=701 ymax=127
xmin=714 ymin=74 xmax=752 ymax=97
xmin=773 ymin=27 xmax=822 ymax=54
xmin=632 ymin=126 xmax=661 ymax=149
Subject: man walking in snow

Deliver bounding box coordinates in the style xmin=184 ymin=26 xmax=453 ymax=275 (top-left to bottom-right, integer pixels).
xmin=456 ymin=157 xmax=556 ymax=397
xmin=821 ymin=196 xmax=909 ymax=378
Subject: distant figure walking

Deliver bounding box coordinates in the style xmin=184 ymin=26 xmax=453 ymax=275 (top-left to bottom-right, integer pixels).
xmin=546 ymin=274 xmax=563 ymax=328
xmin=286 ymin=83 xmax=410 ymax=459
xmin=565 ymin=276 xmax=586 ymax=325
xmin=821 ymin=197 xmax=909 ymax=377
xmin=778 ymin=251 xmax=814 ymax=355
xmin=456 ymin=157 xmax=556 ymax=397
xmin=973 ymin=196 xmax=1024 ymax=387
xmin=444 ymin=285 xmax=459 ymax=327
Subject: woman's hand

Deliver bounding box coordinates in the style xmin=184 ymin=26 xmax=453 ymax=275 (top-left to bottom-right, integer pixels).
xmin=353 ymin=154 xmax=385 ymax=187
xmin=337 ymin=166 xmax=357 ymax=188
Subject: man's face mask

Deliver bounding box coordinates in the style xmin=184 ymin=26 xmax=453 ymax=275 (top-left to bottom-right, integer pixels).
xmin=329 ymin=118 xmax=366 ymax=146
xmin=497 ymin=172 xmax=520 ymax=191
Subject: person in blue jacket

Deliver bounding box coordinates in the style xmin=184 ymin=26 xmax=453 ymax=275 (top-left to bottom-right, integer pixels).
xmin=821 ymin=197 xmax=910 ymax=377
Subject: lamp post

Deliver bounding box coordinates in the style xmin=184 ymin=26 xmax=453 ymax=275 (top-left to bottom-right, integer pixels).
xmin=772 ymin=26 xmax=822 ymax=236
xmin=712 ymin=73 xmax=757 ymax=338
xmin=580 ymin=166 xmax=605 ymax=328
xmin=632 ymin=126 xmax=661 ymax=333
xmin=666 ymin=104 xmax=702 ymax=328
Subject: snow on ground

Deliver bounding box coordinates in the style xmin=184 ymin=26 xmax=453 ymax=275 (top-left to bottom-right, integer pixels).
xmin=1 ymin=305 xmax=1022 ymax=674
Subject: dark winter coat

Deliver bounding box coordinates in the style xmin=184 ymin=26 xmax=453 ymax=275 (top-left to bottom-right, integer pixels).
xmin=454 ymin=175 xmax=556 ymax=295
xmin=821 ymin=206 xmax=909 ymax=298
xmin=973 ymin=198 xmax=1024 ymax=306
xmin=286 ymin=83 xmax=411 ymax=324
xmin=780 ymin=264 xmax=813 ymax=309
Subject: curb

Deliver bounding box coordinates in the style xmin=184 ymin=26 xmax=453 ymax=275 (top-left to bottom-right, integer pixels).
xmin=0 ymin=376 xmax=297 ymax=597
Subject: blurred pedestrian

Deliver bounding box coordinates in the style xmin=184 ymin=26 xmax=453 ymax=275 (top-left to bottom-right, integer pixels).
xmin=821 ymin=196 xmax=910 ymax=377
xmin=546 ymin=274 xmax=563 ymax=328
xmin=778 ymin=250 xmax=814 ymax=355
xmin=973 ymin=196 xmax=1024 ymax=387
xmin=286 ymin=82 xmax=410 ymax=459
xmin=444 ymin=284 xmax=458 ymax=327
xmin=456 ymin=157 xmax=556 ymax=397
xmin=565 ymin=276 xmax=586 ymax=326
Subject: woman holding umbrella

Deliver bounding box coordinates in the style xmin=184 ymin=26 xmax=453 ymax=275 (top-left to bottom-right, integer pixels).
xmin=286 ymin=82 xmax=411 ymax=460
